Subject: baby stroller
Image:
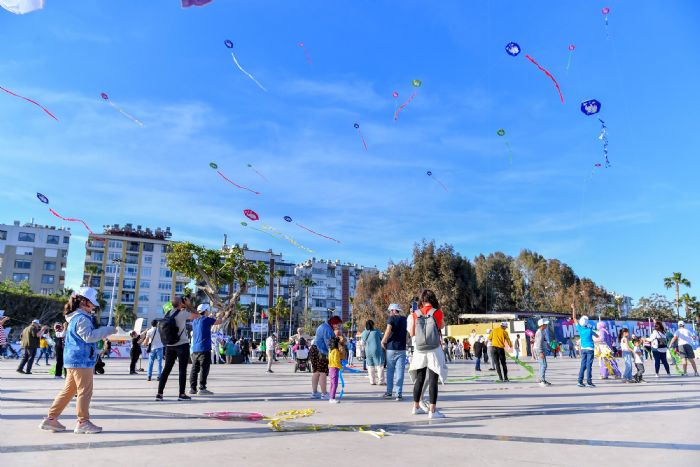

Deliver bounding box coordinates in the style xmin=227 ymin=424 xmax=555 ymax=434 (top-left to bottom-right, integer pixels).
xmin=294 ymin=345 xmax=310 ymax=373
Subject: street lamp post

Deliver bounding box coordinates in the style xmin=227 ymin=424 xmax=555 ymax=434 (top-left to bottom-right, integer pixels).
xmin=107 ymin=257 xmax=122 ymax=326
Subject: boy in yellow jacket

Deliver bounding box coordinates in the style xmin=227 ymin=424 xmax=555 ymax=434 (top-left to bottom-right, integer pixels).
xmin=488 ymin=322 xmax=512 ymax=382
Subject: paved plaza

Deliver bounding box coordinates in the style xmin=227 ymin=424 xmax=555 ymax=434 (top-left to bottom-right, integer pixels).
xmin=1 ymin=355 xmax=699 ymax=466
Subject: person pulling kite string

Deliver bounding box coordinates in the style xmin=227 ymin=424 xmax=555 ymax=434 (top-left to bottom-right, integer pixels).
xmin=210 ymin=162 xmax=260 ymax=195
xmin=100 ymin=93 xmax=143 ymax=127
xmin=224 ymin=39 xmax=266 ymax=91
xmin=1 ymin=83 xmax=57 ymax=120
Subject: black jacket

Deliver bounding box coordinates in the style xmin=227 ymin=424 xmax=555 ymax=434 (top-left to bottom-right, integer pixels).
xmin=473 ymin=341 xmax=484 ymax=359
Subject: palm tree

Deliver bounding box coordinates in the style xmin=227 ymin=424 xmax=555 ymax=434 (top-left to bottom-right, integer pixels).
xmin=613 ymin=296 xmax=624 ymax=319
xmin=113 ymin=304 xmax=136 ymax=328
xmin=679 ymin=293 xmax=698 ymax=319
xmin=301 ymin=277 xmax=316 ymax=333
xmin=271 ymin=297 xmax=289 ymax=336
xmin=84 ymin=264 xmax=99 ymax=287
xmin=664 ymin=272 xmax=691 ymax=318
xmin=275 ymin=270 xmax=285 ymax=301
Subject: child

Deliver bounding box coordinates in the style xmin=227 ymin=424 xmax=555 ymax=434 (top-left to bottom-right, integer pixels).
xmin=40 ymin=287 xmax=116 ymax=434
xmin=619 ymin=328 xmax=633 ymax=383
xmin=328 ymin=336 xmax=342 ymax=404
xmin=632 ymin=337 xmax=646 ymax=383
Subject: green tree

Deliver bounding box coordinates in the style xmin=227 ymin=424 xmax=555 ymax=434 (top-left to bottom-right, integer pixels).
xmin=664 ymin=272 xmax=691 ymax=318
xmin=84 ymin=264 xmax=99 ymax=287
xmin=629 ymin=294 xmax=677 ymax=322
xmin=0 ymin=279 xmax=33 ymax=295
xmin=166 ymin=243 xmax=268 ymax=329
xmin=300 ymin=276 xmax=317 ymax=334
xmin=112 ymin=304 xmax=136 ymax=328
xmin=270 ymin=296 xmax=289 ymax=336
xmin=679 ymin=293 xmax=698 ymax=320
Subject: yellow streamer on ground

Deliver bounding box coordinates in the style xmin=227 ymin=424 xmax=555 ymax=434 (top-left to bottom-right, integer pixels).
xmin=265 ymin=408 xmax=316 ymax=431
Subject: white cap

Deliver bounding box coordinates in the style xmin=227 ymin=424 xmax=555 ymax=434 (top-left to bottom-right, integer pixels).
xmin=486 ymin=329 xmax=491 ymax=334
xmin=32 ymin=319 xmax=41 ymax=325
xmin=197 ymin=303 xmax=210 ymax=313
xmin=579 ymin=316 xmax=589 ymax=327
xmin=538 ymin=318 xmax=550 ymax=327
xmin=500 ymin=321 xmax=508 ymax=327
xmin=78 ymin=287 xmax=100 ymax=307
xmin=387 ymin=303 xmax=403 ymax=312
xmin=678 ymin=320 xmax=685 ymax=327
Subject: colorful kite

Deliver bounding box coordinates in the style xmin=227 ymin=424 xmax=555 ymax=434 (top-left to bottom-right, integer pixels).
xmin=598 ymin=118 xmax=610 ymax=167
xmin=283 ymin=216 xmax=292 ymax=222
xmin=602 ymin=7 xmax=610 ymax=37
xmin=224 ymin=39 xmax=267 ymax=91
xmin=0 ymin=0 xmax=44 ymax=14
xmin=1 ymin=84 xmax=58 ymax=121
xmin=394 ymin=80 xmax=421 ymax=121
xmin=36 ymin=192 xmax=49 ymax=204
xmin=298 ymin=42 xmax=313 ymax=65
xmin=210 ymin=162 xmax=260 ymax=195
xmin=247 ymin=163 xmax=268 ymax=181
xmin=497 ymin=129 xmax=512 ymax=164
xmin=353 ymin=123 xmax=368 ymax=151
xmin=100 ymin=93 xmax=143 ymax=127
xmin=243 ymin=209 xmax=259 ymax=221
xmin=181 ymin=0 xmax=213 ymax=7
xmin=581 ymin=99 xmax=601 ymax=116
xmin=505 ymin=42 xmax=521 ymax=57
xmin=566 ymin=44 xmax=576 ymax=72
xmin=426 ymin=170 xmax=448 ymax=192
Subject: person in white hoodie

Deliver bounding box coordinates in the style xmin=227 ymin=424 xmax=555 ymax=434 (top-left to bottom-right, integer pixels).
xmin=39 ymin=287 xmax=115 ymax=434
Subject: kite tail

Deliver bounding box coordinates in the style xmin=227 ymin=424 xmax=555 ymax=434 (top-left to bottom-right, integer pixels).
xmin=0 ymin=85 xmax=58 ymax=121
xmin=216 ymin=170 xmax=260 ymax=195
xmin=525 ymin=54 xmax=564 ymax=104
xmin=109 ymin=101 xmax=144 ymax=127
xmin=358 ymin=129 xmax=368 ymax=151
xmin=230 ymin=52 xmax=267 ymax=91
xmin=296 ymin=223 xmax=341 ymax=243
xmin=394 ymin=92 xmax=416 ymax=120
xmin=48 ymin=208 xmax=103 ymax=239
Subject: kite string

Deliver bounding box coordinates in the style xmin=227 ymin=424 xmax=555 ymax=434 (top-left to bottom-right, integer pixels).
xmin=429 ymin=175 xmax=448 ymax=192
xmin=296 ymin=223 xmax=341 ymax=243
xmin=357 ymin=128 xmax=368 ymax=151
xmin=108 ymin=101 xmax=143 ymax=126
xmin=0 ymin=85 xmax=58 ymax=121
xmin=524 ymin=54 xmax=564 ymax=104
xmin=216 ymin=170 xmax=260 ymax=195
xmin=230 ymin=52 xmax=267 ymax=91
xmin=394 ymin=92 xmax=416 ymax=120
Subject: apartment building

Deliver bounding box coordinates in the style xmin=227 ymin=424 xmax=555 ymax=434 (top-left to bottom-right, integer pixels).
xmin=0 ymin=220 xmax=70 ymax=294
xmin=83 ymin=224 xmax=190 ymax=323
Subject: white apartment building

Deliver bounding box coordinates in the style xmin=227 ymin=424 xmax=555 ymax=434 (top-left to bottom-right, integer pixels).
xmin=293 ymin=258 xmax=377 ymax=324
xmin=0 ymin=220 xmax=70 ymax=294
xmin=83 ymin=224 xmax=190 ymax=324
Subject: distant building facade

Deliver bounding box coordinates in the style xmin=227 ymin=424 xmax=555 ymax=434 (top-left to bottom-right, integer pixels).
xmin=83 ymin=224 xmax=190 ymax=323
xmin=0 ymin=220 xmax=70 ymax=294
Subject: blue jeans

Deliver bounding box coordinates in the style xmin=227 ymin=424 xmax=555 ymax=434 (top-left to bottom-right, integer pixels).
xmin=622 ymin=351 xmax=633 ymax=380
xmin=385 ymin=350 xmax=406 ymax=396
xmin=538 ymin=353 xmax=547 ymax=381
xmin=578 ymin=349 xmax=594 ymax=384
xmin=148 ymin=347 xmax=163 ymax=379
xmin=475 ymin=356 xmax=481 ymax=371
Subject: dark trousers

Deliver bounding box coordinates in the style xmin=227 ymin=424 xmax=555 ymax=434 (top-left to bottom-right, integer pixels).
xmin=18 ymin=347 xmax=37 ymax=372
xmin=465 ymin=349 xmax=472 ymax=360
xmin=158 ymin=344 xmax=190 ymax=395
xmin=634 ymin=363 xmax=645 ymax=382
xmin=130 ymin=351 xmax=140 ymax=373
xmin=258 ymin=350 xmax=266 ymax=362
xmin=55 ymin=346 xmax=64 ymax=376
xmin=413 ymin=366 xmax=439 ymax=405
xmin=484 ymin=347 xmax=490 ymax=364
xmin=652 ymin=349 xmax=670 ymax=375
xmin=493 ymin=347 xmax=508 ymax=380
xmin=190 ymin=351 xmax=211 ymax=390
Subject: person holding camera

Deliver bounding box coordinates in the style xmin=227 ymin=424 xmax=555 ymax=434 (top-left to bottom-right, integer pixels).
xmin=17 ymin=319 xmax=48 ymax=374
xmin=156 ymin=296 xmax=199 ymax=401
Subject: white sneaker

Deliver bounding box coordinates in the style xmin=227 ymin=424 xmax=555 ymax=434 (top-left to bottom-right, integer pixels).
xmin=329 ymin=399 xmax=340 ymax=404
xmin=429 ymin=410 xmax=445 ymax=419
xmin=412 ymin=407 xmax=427 ymax=415
xmin=320 ymin=393 xmax=329 ymax=400
xmin=419 ymin=400 xmax=430 ymax=412
xmin=539 ymin=381 xmax=547 ymax=387
xmin=74 ymin=420 xmax=102 ymax=434
xmin=310 ymin=392 xmax=321 ymax=399
xmin=655 ymin=374 xmax=659 ymax=378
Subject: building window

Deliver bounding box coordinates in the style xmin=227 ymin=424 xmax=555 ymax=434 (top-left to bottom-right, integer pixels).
xmin=108 ymin=240 xmax=122 ymax=249
xmin=90 ymin=277 xmax=101 ymax=288
xmin=160 ymin=256 xmax=167 ymax=265
xmin=141 ymin=267 xmax=152 ymax=277
xmin=175 ymin=284 xmax=184 ymax=293
xmin=47 ymin=235 xmax=60 ymax=245
xmin=121 ymin=292 xmax=135 ymax=302
xmin=138 ymin=294 xmax=149 ymax=302
xmin=105 ymin=264 xmax=117 ymax=274
xmin=160 ymin=269 xmax=172 ymax=278
xmin=143 ymin=255 xmax=152 ymax=264
xmin=12 ymin=273 xmax=30 ymax=282
xmin=40 ymin=288 xmax=54 ymax=295
xmin=124 ymin=265 xmax=138 ymax=276
xmin=18 ymin=232 xmax=35 ymax=242
xmin=14 ymin=259 xmax=31 ymax=269
xmin=63 ymin=236 xmax=70 ymax=244
xmin=159 ymin=293 xmax=171 ymax=302
xmin=60 ymin=250 xmax=67 ymax=258
xmin=104 ymin=278 xmax=115 ymax=288
xmin=92 ymin=252 xmax=104 ymax=262
xmin=161 ymin=244 xmax=170 ymax=253
xmin=108 ymin=252 xmax=121 ymax=261
xmin=43 ymin=261 xmax=57 ymax=271
xmin=17 ymin=246 xmax=34 ymax=255
xmin=123 ymin=279 xmax=137 ymax=289
xmin=125 ymin=254 xmax=139 ymax=264
xmin=158 ymin=282 xmax=172 ymax=291
xmin=102 ymin=291 xmax=112 ymax=300
xmin=139 ymin=280 xmax=151 ymax=289
xmin=127 ymin=242 xmax=139 ymax=252
xmin=137 ymin=306 xmax=149 ymax=315
xmin=143 ymin=243 xmax=154 ymax=252
xmin=42 ymin=275 xmax=55 ymax=284
xmin=0 ymin=230 xmax=7 ymax=240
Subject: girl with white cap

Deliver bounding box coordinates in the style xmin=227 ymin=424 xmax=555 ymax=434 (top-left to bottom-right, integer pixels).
xmin=571 ymin=304 xmax=598 ymax=388
xmin=39 ymin=287 xmax=116 ymax=434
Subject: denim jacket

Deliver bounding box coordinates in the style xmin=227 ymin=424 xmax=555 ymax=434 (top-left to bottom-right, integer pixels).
xmin=64 ymin=310 xmax=115 ymax=369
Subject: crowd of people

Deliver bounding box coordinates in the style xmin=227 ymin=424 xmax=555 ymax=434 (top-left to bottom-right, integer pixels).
xmin=2 ymin=285 xmax=698 ymax=435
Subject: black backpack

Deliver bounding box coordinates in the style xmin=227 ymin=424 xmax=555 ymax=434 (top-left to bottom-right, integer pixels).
xmin=158 ymin=310 xmax=182 ymax=346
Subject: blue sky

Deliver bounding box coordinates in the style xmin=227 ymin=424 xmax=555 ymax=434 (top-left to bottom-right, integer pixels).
xmin=1 ymin=0 xmax=699 ymax=305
